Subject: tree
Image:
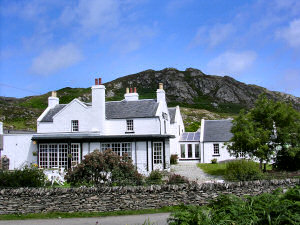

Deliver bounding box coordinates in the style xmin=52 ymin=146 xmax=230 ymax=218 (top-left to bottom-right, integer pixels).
xmin=227 ymin=95 xmax=300 ymax=171
xmin=65 ymin=149 xmax=143 ymax=186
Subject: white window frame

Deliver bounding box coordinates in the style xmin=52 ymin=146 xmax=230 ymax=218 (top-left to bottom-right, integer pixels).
xmin=101 ymin=142 xmax=132 ymax=158
xmin=213 ymin=144 xmax=220 ymax=156
xmin=126 ymin=119 xmax=134 ymax=132
xmin=71 ymin=120 xmax=79 ymax=132
xmin=153 ymin=142 xmax=163 ymax=164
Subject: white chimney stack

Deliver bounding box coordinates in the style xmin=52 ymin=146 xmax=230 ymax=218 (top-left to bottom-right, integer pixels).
xmin=156 ymin=83 xmax=166 ymax=103
xmin=124 ymin=87 xmax=139 ymax=101
xmin=92 ymin=78 xmax=106 ymax=133
xmin=48 ymin=91 xmax=59 ymax=108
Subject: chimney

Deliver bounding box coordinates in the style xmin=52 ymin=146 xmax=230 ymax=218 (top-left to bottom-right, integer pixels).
xmin=48 ymin=91 xmax=59 ymax=108
xmin=124 ymin=87 xmax=139 ymax=101
xmin=92 ymin=77 xmax=106 ymax=133
xmin=156 ymin=83 xmax=165 ymax=103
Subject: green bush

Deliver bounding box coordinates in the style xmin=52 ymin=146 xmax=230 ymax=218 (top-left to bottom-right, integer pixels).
xmin=211 ymin=158 xmax=217 ymax=164
xmin=167 ymin=174 xmax=189 ymax=185
xmin=170 ymin=154 xmax=178 ymax=165
xmin=65 ymin=149 xmax=143 ymax=186
xmin=0 ymin=165 xmax=46 ymax=187
xmin=168 ymin=186 xmax=300 ymax=225
xmin=146 ymin=170 xmax=163 ymax=185
xmin=224 ymin=159 xmax=263 ymax=181
xmin=273 ymin=148 xmax=300 ymax=171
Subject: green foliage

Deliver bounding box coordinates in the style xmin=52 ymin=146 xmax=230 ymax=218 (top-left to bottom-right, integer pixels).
xmin=65 ymin=149 xmax=143 ymax=186
xmin=168 ymin=186 xmax=300 ymax=225
xmin=224 ymin=160 xmax=263 ymax=181
xmin=211 ymin=158 xmax=217 ymax=164
xmin=274 ymin=148 xmax=300 ymax=171
xmin=170 ymin=154 xmax=178 ymax=165
xmin=167 ymin=174 xmax=189 ymax=185
xmin=0 ymin=166 xmax=46 ymax=187
xmin=185 ymin=121 xmax=201 ymax=132
xmin=146 ymin=170 xmax=163 ymax=185
xmin=227 ymin=95 xmax=300 ymax=171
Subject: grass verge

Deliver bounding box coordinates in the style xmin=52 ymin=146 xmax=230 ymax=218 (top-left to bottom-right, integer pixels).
xmin=0 ymin=206 xmax=180 ymax=220
xmin=197 ymin=163 xmax=226 ymax=176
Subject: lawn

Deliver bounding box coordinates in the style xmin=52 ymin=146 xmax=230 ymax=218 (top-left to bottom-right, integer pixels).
xmin=197 ymin=163 xmax=227 ymax=176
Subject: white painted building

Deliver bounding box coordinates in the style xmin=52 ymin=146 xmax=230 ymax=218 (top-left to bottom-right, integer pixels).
xmin=176 ymin=119 xmax=237 ymax=163
xmin=1 ymin=79 xmax=185 ymax=174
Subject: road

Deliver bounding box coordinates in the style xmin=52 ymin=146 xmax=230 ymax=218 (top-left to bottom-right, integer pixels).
xmin=0 ymin=213 xmax=171 ymax=225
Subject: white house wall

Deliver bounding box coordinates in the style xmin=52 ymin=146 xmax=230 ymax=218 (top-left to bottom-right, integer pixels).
xmin=202 ymin=142 xmax=236 ymax=163
xmin=105 ymin=118 xmax=161 ymax=135
xmin=2 ymin=134 xmax=37 ymax=170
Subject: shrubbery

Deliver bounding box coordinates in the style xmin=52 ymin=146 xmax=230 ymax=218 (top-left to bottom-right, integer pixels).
xmin=224 ymin=160 xmax=263 ymax=181
xmin=145 ymin=170 xmax=163 ymax=185
xmin=0 ymin=165 xmax=46 ymax=187
xmin=168 ymin=186 xmax=300 ymax=225
xmin=65 ymin=149 xmax=143 ymax=186
xmin=167 ymin=174 xmax=189 ymax=185
xmin=211 ymin=158 xmax=217 ymax=164
xmin=170 ymin=154 xmax=178 ymax=165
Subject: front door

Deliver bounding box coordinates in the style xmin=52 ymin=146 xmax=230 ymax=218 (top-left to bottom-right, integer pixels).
xmin=153 ymin=142 xmax=163 ymax=170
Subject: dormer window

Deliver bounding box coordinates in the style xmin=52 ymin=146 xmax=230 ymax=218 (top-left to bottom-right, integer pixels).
xmin=126 ymin=119 xmax=134 ymax=132
xmin=71 ymin=120 xmax=79 ymax=132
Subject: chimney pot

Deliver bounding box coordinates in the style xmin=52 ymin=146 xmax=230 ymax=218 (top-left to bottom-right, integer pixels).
xmin=99 ymin=78 xmax=102 ymax=85
xmin=126 ymin=88 xmax=129 ymax=94
xmin=52 ymin=91 xmax=57 ymax=97
xmin=134 ymin=87 xmax=137 ymax=93
xmin=159 ymin=83 xmax=163 ymax=90
xmin=95 ymin=79 xmax=98 ymax=85
xmin=130 ymin=88 xmax=133 ymax=93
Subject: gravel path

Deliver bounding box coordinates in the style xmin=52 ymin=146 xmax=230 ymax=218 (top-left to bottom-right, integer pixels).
xmin=170 ymin=163 xmax=223 ymax=183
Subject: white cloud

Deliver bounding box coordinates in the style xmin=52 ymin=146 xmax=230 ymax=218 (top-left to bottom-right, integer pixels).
xmin=31 ymin=44 xmax=82 ymax=76
xmin=207 ymin=51 xmax=257 ymax=75
xmin=190 ymin=23 xmax=235 ymax=48
xmin=277 ymin=18 xmax=300 ymax=48
xmin=59 ymin=0 xmax=120 ymax=32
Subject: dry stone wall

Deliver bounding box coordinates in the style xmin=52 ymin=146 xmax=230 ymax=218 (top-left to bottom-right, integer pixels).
xmin=0 ymin=179 xmax=299 ymax=215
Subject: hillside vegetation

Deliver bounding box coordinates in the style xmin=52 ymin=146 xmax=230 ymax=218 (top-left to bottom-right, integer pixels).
xmin=1 ymin=68 xmax=299 ymax=131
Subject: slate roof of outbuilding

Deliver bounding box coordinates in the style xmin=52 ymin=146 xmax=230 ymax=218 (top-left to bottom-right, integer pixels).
xmin=203 ymin=120 xmax=233 ymax=142
xmin=40 ymin=99 xmax=159 ymax=122
xmin=168 ymin=107 xmax=176 ymax=124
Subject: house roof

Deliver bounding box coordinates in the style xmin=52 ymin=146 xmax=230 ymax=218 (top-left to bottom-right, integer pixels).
xmin=203 ymin=120 xmax=233 ymax=142
xmin=180 ymin=132 xmax=200 ymax=142
xmin=40 ymin=99 xmax=159 ymax=122
xmin=168 ymin=107 xmax=176 ymax=124
xmin=40 ymin=104 xmax=67 ymax=122
xmin=106 ymin=99 xmax=159 ymax=119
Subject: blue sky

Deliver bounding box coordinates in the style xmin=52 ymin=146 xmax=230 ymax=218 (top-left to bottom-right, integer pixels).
xmin=1 ymin=0 xmax=300 ymax=98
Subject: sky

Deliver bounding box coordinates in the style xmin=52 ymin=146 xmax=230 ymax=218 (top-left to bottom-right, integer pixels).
xmin=0 ymin=0 xmax=300 ymax=98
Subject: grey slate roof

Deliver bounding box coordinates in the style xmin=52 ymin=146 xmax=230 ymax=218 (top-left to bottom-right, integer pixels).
xmin=106 ymin=99 xmax=159 ymax=119
xmin=180 ymin=132 xmax=200 ymax=142
xmin=168 ymin=107 xmax=176 ymax=124
xmin=40 ymin=104 xmax=66 ymax=122
xmin=40 ymin=100 xmax=159 ymax=122
xmin=203 ymin=120 xmax=233 ymax=142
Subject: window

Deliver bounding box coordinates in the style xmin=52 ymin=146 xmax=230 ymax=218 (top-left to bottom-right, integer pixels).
xmin=153 ymin=142 xmax=162 ymax=164
xmin=71 ymin=120 xmax=79 ymax=132
xmin=126 ymin=120 xmax=134 ymax=132
xmin=188 ymin=144 xmax=192 ymax=158
xmin=101 ymin=142 xmax=132 ymax=158
xmin=164 ymin=120 xmax=167 ymax=134
xmin=213 ymin=144 xmax=220 ymax=155
xmin=38 ymin=143 xmax=80 ymax=169
xmin=195 ymin=144 xmax=200 ymax=158
xmin=180 ymin=144 xmax=185 ymax=158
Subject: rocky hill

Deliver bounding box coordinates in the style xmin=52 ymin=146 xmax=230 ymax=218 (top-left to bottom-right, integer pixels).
xmin=1 ymin=67 xmax=299 ymax=131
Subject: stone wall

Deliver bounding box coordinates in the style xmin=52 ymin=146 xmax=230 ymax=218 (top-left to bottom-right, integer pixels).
xmin=0 ymin=179 xmax=299 ymax=215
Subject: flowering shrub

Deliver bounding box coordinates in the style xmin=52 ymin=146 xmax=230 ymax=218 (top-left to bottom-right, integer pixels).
xmin=65 ymin=149 xmax=143 ymax=186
